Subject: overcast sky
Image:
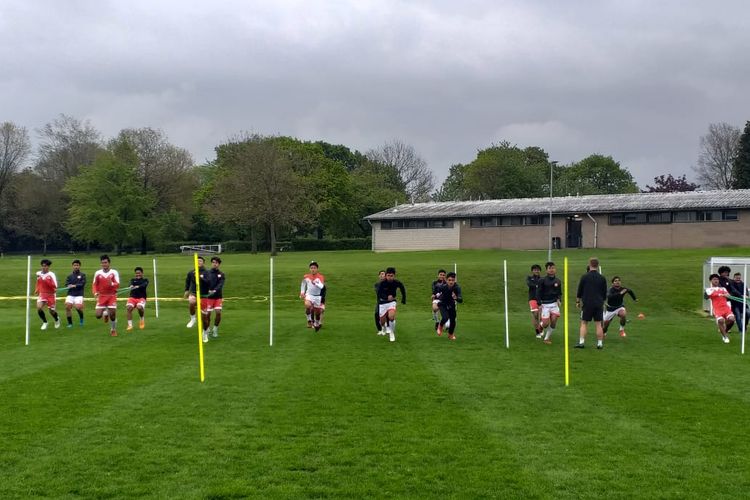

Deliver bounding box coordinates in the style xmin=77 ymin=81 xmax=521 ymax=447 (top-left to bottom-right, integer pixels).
xmin=2 ymin=1 xmax=748 ymax=188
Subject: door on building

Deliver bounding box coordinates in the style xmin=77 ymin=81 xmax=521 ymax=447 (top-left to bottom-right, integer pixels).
xmin=566 ymin=217 xmax=583 ymax=248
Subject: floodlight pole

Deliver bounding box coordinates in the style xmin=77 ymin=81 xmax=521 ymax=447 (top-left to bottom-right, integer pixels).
xmin=547 ymin=161 xmax=558 ymax=262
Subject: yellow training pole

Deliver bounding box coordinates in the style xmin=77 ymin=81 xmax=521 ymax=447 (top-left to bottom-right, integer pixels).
xmin=564 ymin=257 xmax=570 ymax=386
xmin=194 ymin=253 xmax=206 ymax=382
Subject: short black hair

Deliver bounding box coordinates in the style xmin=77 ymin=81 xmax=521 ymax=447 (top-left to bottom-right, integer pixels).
xmin=438 ymin=269 xmax=446 ymax=274
xmin=40 ymin=259 xmax=52 ymax=266
xmin=531 ymin=264 xmax=541 ymax=271
xmin=134 ymin=266 xmax=143 ymax=273
xmin=545 ymin=261 xmax=555 ymax=269
xmin=212 ymin=257 xmax=221 ymax=264
xmin=734 ymin=272 xmax=742 ymax=277
xmin=709 ymin=273 xmax=720 ymax=281
xmin=100 ymin=254 xmax=110 ymax=263
xmin=72 ymin=259 xmax=81 ymax=265
xmin=386 ymin=267 xmax=396 ymax=274
xmin=611 ymin=276 xmax=620 ymax=283
xmin=197 ymin=256 xmax=205 ymax=262
xmin=446 ymin=272 xmax=456 ymax=279
xmin=718 ymin=266 xmax=731 ymax=275
xmin=309 ymin=260 xmax=318 ymax=267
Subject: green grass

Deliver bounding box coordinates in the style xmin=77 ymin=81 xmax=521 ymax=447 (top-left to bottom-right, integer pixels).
xmin=1 ymin=248 xmax=750 ymax=498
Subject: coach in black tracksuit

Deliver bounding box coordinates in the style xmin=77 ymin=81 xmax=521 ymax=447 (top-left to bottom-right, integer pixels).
xmin=575 ymin=258 xmax=608 ymax=349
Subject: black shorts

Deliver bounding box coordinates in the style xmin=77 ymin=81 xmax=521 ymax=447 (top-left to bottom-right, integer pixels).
xmin=581 ymin=304 xmax=604 ymax=322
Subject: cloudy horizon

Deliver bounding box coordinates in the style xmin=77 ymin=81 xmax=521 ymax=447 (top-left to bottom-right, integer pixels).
xmin=2 ymin=0 xmax=748 ymax=189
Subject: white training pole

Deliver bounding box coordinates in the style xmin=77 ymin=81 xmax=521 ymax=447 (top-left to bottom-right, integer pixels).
xmin=152 ymin=258 xmax=159 ymax=319
xmin=25 ymin=255 xmax=31 ymax=346
xmin=503 ymin=259 xmax=509 ymax=349
xmin=743 ymin=264 xmax=747 ymax=355
xmin=269 ymin=257 xmax=274 ymax=346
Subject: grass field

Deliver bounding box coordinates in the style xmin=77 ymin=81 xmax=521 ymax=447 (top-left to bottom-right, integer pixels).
xmin=1 ymin=248 xmax=750 ymax=498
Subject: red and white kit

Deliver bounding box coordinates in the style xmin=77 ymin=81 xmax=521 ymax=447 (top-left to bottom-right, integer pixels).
xmin=300 ymin=273 xmax=326 ymax=308
xmin=93 ymin=269 xmax=120 ymax=309
xmin=706 ymin=286 xmax=734 ymax=321
xmin=36 ymin=271 xmax=58 ymax=309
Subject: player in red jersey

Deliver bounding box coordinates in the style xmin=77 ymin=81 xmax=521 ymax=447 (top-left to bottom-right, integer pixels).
xmin=300 ymin=261 xmax=326 ymax=331
xmin=705 ymin=273 xmax=735 ymax=344
xmin=35 ymin=258 xmax=61 ymax=330
xmin=92 ymin=255 xmax=120 ymax=336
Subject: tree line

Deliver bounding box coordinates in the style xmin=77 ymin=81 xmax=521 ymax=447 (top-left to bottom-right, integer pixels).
xmin=1 ymin=115 xmax=748 ymax=254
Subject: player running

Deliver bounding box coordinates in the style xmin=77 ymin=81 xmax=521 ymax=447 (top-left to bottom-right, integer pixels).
xmin=92 ymin=255 xmax=120 ymax=337
xmin=125 ymin=267 xmax=149 ymax=331
xmin=435 ymin=272 xmax=463 ymax=340
xmin=300 ymin=261 xmax=326 ymax=332
xmin=376 ymin=267 xmax=407 ymax=342
xmin=526 ymin=264 xmax=543 ymax=338
xmin=35 ymin=259 xmax=60 ymax=330
xmin=603 ymin=276 xmax=637 ymax=338
xmin=64 ymin=259 xmax=86 ymax=328
xmin=536 ymin=261 xmax=562 ymax=345
xmin=430 ymin=269 xmax=447 ymax=333
xmin=184 ymin=256 xmax=207 ymax=328
xmin=705 ymin=273 xmax=735 ymax=344
xmin=205 ymin=257 xmax=225 ymax=340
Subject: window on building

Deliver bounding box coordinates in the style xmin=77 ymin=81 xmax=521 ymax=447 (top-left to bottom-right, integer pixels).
xmin=723 ymin=210 xmax=738 ymax=221
xmin=647 ymin=212 xmax=672 ymax=224
xmin=624 ymin=213 xmax=647 ymax=224
xmin=382 ymin=219 xmax=455 ymax=230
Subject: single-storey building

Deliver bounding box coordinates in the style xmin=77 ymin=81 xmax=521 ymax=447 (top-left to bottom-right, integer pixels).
xmin=364 ymin=190 xmax=750 ymax=251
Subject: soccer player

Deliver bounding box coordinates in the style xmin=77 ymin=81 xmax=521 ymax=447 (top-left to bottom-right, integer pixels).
xmin=205 ymin=256 xmax=226 ymax=340
xmin=184 ymin=256 xmax=207 ymax=328
xmin=125 ymin=267 xmax=149 ymax=331
xmin=374 ymin=270 xmax=386 ymax=335
xmin=300 ymin=261 xmax=326 ymax=332
xmin=526 ymin=264 xmax=543 ymax=338
xmin=536 ymin=261 xmax=562 ymax=345
xmin=435 ymin=271 xmax=463 ymax=340
xmin=575 ymin=258 xmax=608 ymax=349
xmin=92 ymin=255 xmax=120 ymax=337
xmin=64 ymin=259 xmax=86 ymax=328
xmin=35 ymin=258 xmax=60 ymax=330
xmin=705 ymin=273 xmax=735 ymax=343
xmin=430 ymin=269 xmax=447 ymax=333
xmin=603 ymin=276 xmax=637 ymax=338
xmin=376 ymin=267 xmax=407 ymax=342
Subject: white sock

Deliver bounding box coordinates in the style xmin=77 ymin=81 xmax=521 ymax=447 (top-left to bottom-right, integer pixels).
xmin=190 ymin=314 xmax=196 ymax=321
xmin=619 ymin=325 xmax=625 ymax=331
xmin=597 ymin=339 xmax=603 ymax=347
xmin=128 ymin=320 xmax=133 ymax=327
xmin=111 ymin=320 xmax=117 ymax=330
xmin=545 ymin=327 xmax=554 ymax=340
xmin=306 ymin=313 xmax=312 ymax=321
xmin=391 ymin=320 xmax=396 ymax=333
xmin=579 ymin=337 xmax=585 ymax=344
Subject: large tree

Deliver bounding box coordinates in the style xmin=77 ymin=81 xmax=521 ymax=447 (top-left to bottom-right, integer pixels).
xmin=112 ymin=127 xmax=196 ymax=252
xmin=694 ymin=122 xmax=740 ymax=189
xmin=64 ymin=141 xmax=155 ymax=254
xmin=0 ymin=121 xmax=31 ymax=202
xmin=644 ymin=174 xmax=699 ymax=192
xmin=556 ymin=155 xmax=638 ymax=195
xmin=36 ymin=114 xmax=102 ymax=183
xmin=462 ymin=142 xmax=548 ymax=199
xmin=732 ymin=121 xmax=750 ymax=189
xmin=433 ymin=164 xmax=467 ymax=201
xmin=209 ymin=135 xmax=311 ymax=255
xmin=366 ymin=140 xmax=434 ymax=202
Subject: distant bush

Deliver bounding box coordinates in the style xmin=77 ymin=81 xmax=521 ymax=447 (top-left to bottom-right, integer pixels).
xmin=291 ymin=238 xmax=371 ymax=251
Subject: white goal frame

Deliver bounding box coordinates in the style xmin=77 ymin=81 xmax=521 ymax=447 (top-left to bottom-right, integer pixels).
xmin=180 ymin=244 xmax=222 ymax=255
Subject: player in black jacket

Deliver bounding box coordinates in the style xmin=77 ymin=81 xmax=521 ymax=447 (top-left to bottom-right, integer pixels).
xmin=603 ymin=276 xmax=637 ymax=338
xmin=575 ymin=258 xmax=608 ymax=349
xmin=183 ymin=256 xmax=209 ymax=328
xmin=536 ymin=262 xmax=562 ymax=344
xmin=126 ymin=267 xmax=149 ymax=331
xmin=435 ymin=272 xmax=463 ymax=340
xmin=64 ymin=259 xmax=86 ymax=328
xmin=431 ymin=269 xmax=447 ymax=333
xmin=526 ymin=264 xmax=543 ymax=337
xmin=376 ymin=267 xmax=406 ymax=342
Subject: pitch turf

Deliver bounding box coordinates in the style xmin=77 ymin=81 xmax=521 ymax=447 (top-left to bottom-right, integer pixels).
xmin=1 ymin=249 xmax=749 ymax=498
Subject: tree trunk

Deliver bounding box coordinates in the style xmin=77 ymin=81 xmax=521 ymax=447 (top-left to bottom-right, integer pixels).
xmin=251 ymin=226 xmax=258 ymax=254
xmin=140 ymin=231 xmax=147 ymax=255
xmin=43 ymin=238 xmax=48 ymax=256
xmin=270 ymin=222 xmax=277 ymax=256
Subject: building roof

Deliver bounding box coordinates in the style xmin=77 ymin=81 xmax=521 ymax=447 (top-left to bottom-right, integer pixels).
xmin=365 ymin=190 xmax=750 ymax=220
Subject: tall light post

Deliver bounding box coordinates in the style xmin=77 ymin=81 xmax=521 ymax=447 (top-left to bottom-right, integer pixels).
xmin=547 ymin=161 xmax=558 ymax=262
